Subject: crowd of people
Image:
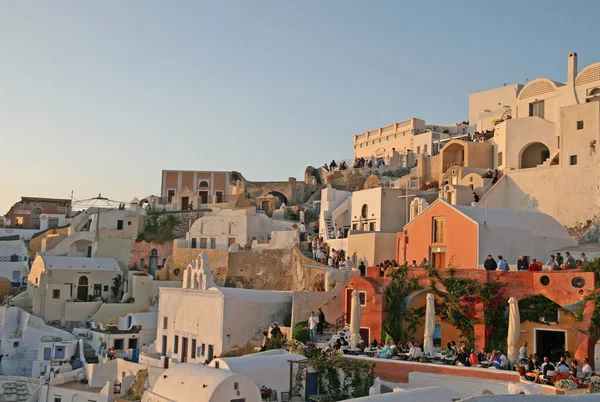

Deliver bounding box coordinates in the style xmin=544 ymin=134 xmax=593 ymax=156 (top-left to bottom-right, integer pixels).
xmin=483 ymin=252 xmax=589 ymax=271
xmin=323 ymin=160 xmax=348 ymax=171
xmin=521 ymin=349 xmax=594 ymax=384
xmin=464 ymin=130 xmax=495 ymax=143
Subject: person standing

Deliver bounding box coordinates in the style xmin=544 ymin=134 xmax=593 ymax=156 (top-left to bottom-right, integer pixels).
xmin=308 ymin=312 xmax=318 ymax=342
xmin=298 ymin=223 xmax=306 ymax=242
xmin=519 ymin=342 xmax=528 ymax=362
xmin=345 ymin=257 xmax=354 ymax=270
xmin=260 ymin=331 xmax=269 ymax=351
xmin=517 ymin=255 xmax=529 ymax=271
xmin=299 ymin=209 xmax=305 ymax=224
xmin=317 ymin=308 xmax=325 ymax=335
xmin=497 ymin=256 xmax=508 ymax=271
xmin=358 ymin=261 xmax=366 ymax=276
xmin=484 ymin=255 xmax=497 ymax=271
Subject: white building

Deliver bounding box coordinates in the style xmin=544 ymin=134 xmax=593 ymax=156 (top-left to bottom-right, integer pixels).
xmin=0 ymin=238 xmax=29 ymax=283
xmin=210 ymin=351 xmax=305 ymax=402
xmin=0 ymin=307 xmax=77 ymax=377
xmin=142 ymin=363 xmax=261 ymax=402
xmin=187 ymin=208 xmax=295 ymax=250
xmin=155 ymin=254 xmax=292 ymax=364
xmin=24 ymin=255 xmax=122 ymax=322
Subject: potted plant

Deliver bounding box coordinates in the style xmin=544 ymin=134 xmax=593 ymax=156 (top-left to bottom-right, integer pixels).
xmin=260 ymin=385 xmax=273 ymax=401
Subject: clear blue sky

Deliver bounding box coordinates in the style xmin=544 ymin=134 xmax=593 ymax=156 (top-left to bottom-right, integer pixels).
xmin=1 ymin=1 xmax=599 ymax=213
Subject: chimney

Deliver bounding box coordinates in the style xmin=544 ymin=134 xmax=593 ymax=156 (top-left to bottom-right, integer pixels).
xmin=567 ymin=52 xmax=579 ymax=105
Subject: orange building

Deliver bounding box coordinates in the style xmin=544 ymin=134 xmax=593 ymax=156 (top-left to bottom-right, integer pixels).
xmin=397 ymin=199 xmax=575 ymax=269
xmin=3 ymin=197 xmax=71 ymax=230
xmin=343 ymin=266 xmax=598 ymax=367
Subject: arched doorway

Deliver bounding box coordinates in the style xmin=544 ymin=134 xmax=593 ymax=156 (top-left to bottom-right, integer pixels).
xmin=149 ymin=249 xmax=159 ymax=275
xmin=268 ymin=191 xmax=288 ymax=207
xmin=442 ymin=143 xmax=465 ymax=172
xmin=77 ymin=276 xmax=89 ymax=301
xmin=520 ymin=142 xmax=550 ymax=169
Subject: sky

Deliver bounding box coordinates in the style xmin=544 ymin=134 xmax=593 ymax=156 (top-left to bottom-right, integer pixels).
xmin=1 ymin=1 xmax=599 ymax=213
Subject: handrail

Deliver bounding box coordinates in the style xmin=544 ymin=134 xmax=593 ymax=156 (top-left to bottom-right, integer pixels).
xmin=334 ymin=312 xmax=347 ymax=333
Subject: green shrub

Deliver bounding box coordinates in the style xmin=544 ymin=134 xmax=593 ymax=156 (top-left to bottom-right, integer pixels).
xmin=219 ymin=343 xmax=257 ymax=358
xmin=292 ymin=321 xmax=310 ymax=343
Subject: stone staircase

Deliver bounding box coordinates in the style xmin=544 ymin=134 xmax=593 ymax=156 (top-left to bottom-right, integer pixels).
xmin=78 ymin=342 xmax=99 ymax=364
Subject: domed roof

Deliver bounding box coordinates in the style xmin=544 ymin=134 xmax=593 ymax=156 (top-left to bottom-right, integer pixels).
xmin=150 ymin=363 xmax=235 ymax=401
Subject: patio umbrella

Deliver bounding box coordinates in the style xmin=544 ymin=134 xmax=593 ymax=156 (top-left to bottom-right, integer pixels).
xmin=423 ymin=293 xmax=436 ymax=355
xmin=507 ymin=297 xmax=521 ymax=364
xmin=349 ymin=290 xmax=362 ymax=348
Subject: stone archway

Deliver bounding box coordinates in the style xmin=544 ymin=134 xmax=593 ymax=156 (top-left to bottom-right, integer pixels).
xmin=268 ymin=191 xmax=288 ymax=207
xmin=520 ymin=142 xmax=550 ymax=169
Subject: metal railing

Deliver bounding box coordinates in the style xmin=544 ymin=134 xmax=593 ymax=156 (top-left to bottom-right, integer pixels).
xmin=334 ymin=312 xmax=347 ymax=333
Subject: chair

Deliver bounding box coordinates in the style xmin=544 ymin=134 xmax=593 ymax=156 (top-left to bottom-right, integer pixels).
xmin=540 ymin=370 xmax=556 ymax=384
xmin=281 ymin=392 xmax=291 ymax=402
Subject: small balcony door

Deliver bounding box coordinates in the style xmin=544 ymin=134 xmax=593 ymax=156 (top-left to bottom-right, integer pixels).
xmin=181 ymin=337 xmax=188 ymax=363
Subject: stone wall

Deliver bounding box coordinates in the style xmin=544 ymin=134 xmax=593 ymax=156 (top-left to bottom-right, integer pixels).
xmin=129 ymin=240 xmax=173 ymax=270
xmin=167 ymin=211 xmax=206 ymax=237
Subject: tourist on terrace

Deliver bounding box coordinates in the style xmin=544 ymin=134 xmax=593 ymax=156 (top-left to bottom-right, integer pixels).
xmin=317 ymin=308 xmax=325 ymax=335
xmin=445 ymin=342 xmax=456 ymax=359
xmin=580 ymin=252 xmax=588 ymax=265
xmin=141 ymin=343 xmax=148 ymax=354
xmin=345 ymin=257 xmax=353 ymax=269
xmin=337 ymin=228 xmax=344 ymax=239
xmin=556 ymin=356 xmax=570 ymax=373
xmin=419 ymin=258 xmax=429 ymax=267
xmin=497 ymin=256 xmax=508 ymax=271
xmin=571 ymin=360 xmax=579 ymax=377
xmin=469 ymin=349 xmax=480 ymax=366
xmin=410 ymin=260 xmax=418 ymax=268
xmin=308 ymin=312 xmax=318 ymax=342
xmin=563 ymin=252 xmax=577 ymax=269
xmin=370 ymin=338 xmax=379 ymax=348
xmin=389 ymin=340 xmax=398 ymax=357
xmin=519 ymin=342 xmax=528 ymax=362
xmin=555 ymin=252 xmax=564 ymax=266
xmin=261 ymin=331 xmax=269 ymax=351
xmin=539 ymin=357 xmax=555 ymax=383
xmin=517 ymin=255 xmax=529 ymax=271
xmin=299 ymin=208 xmax=305 ymax=224
xmin=582 ymin=358 xmax=593 ymax=377
xmin=378 ymin=341 xmax=392 ymax=358
xmin=329 ymin=160 xmax=337 ymax=171
xmin=484 ymin=255 xmax=497 ymax=271
xmin=477 ymin=348 xmax=487 ymax=363
xmin=107 ymin=348 xmax=115 ymax=360
xmin=490 ymin=351 xmax=501 ymax=369
xmin=499 ymin=351 xmax=508 ymax=369
xmin=270 ymin=323 xmax=282 ymax=338
xmin=298 ymin=223 xmax=306 ymax=242
xmin=358 ymin=261 xmax=366 ymax=276
xmin=473 ymin=192 xmax=480 ymax=203
xmin=407 ymin=342 xmax=422 ymax=360
xmin=528 ymin=259 xmax=541 ymax=272
xmin=526 ymin=355 xmax=541 ymax=382
xmin=404 ymin=337 xmax=416 ymax=350
xmin=546 ymin=255 xmax=559 ymax=270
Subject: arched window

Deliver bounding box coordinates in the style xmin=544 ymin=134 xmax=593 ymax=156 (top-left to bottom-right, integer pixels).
xmin=31 ymin=207 xmax=43 ymax=215
xmin=361 ymin=204 xmax=368 ymax=219
xmin=199 ymin=181 xmax=209 ymax=188
xmin=590 ymin=88 xmax=600 ymax=96
xmin=78 ymin=276 xmax=88 ymax=285
xmin=151 ymin=249 xmax=158 ymax=256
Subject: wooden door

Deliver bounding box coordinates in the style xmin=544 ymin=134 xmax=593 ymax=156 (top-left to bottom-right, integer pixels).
xmin=433 ymin=252 xmax=446 ymax=269
xmin=198 ymin=191 xmax=208 ymax=204
xmin=181 ymin=197 xmax=189 ymax=210
xmin=181 ymin=337 xmax=188 ymax=363
xmin=162 ymin=335 xmax=167 ymax=356
xmin=228 ymin=237 xmax=236 ymax=247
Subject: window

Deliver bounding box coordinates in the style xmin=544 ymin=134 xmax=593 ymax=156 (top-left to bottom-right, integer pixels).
xmin=200 ymin=238 xmax=208 ymax=248
xmin=577 ymin=120 xmax=584 ymax=130
xmin=191 ymin=339 xmax=197 ymax=358
xmin=128 ymin=221 xmax=131 ymax=226
xmin=433 ymin=217 xmax=445 ymax=243
xmin=54 ymin=345 xmax=65 ymax=359
xmin=167 ymin=189 xmax=176 ymax=203
xmin=540 ymin=275 xmax=550 ymax=286
xmin=424 ymin=144 xmax=428 ymax=154
xmin=93 ymin=284 xmax=102 ymax=297
xmin=199 ymin=181 xmax=209 ymax=188
xmin=417 ymin=146 xmax=421 ymax=154
xmin=529 ymin=100 xmax=545 ymax=118
xmin=117 ymin=220 xmax=123 ymax=230
xmin=128 ymin=338 xmax=138 ymax=349
xmin=207 ymin=345 xmax=214 ymax=360
xmin=54 ymin=398 xmax=62 ymax=402
xmin=13 ymin=341 xmax=19 ymax=347
xmin=234 ymin=382 xmax=239 ymax=390
xmin=103 ymin=285 xmax=109 ymax=292
xmin=572 ymin=277 xmax=585 ymax=288
xmin=114 ymin=339 xmax=124 ymax=350
xmin=191 ymin=238 xmax=197 ymax=248
xmin=359 ymin=291 xmax=366 ymax=306
xmin=352 ymin=224 xmax=358 ymax=230
xmin=16 ymin=216 xmax=23 ymax=226
xmin=163 ymin=316 xmax=168 ymax=330
xmin=12 ymin=271 xmax=20 ymax=281
xmin=201 ymin=343 xmax=206 ymax=356
xmin=497 ymin=152 xmax=503 ymax=166
xmin=52 ymin=289 xmax=61 ymax=299
xmin=31 ymin=207 xmax=43 ymax=215
xmin=361 ymin=204 xmax=368 ymax=219
xmin=210 ymin=238 xmax=216 ymax=249
xmin=44 ymin=347 xmax=51 ymax=361
xmin=570 ymin=155 xmax=578 ymax=165
xmin=542 ymin=308 xmax=559 ymax=324
xmin=174 ymin=336 xmax=179 ymax=353
xmin=48 ymin=217 xmax=59 ymax=228
xmin=369 ymin=222 xmax=376 ymax=231
xmin=140 ymin=259 xmax=145 ymax=270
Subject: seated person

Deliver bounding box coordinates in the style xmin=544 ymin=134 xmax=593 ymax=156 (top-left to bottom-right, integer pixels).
xmin=469 ymin=349 xmax=480 ymax=366
xmin=556 ymin=356 xmax=570 ymax=373
xmin=378 ymin=341 xmax=391 ymax=359
xmin=444 ymin=342 xmax=455 ymax=359
xmin=491 ymin=351 xmax=502 ymax=369
xmin=389 ymin=340 xmax=398 ymax=357
xmin=370 ymin=338 xmax=378 ymax=348
xmin=562 ymin=252 xmax=577 ymax=269
xmin=539 ymin=357 xmax=556 ymax=382
xmin=456 ymin=347 xmax=468 ymax=366
xmin=333 ymin=339 xmax=342 ymax=350
xmin=582 ymin=358 xmax=593 ymax=377
xmin=477 ymin=348 xmax=487 ymax=363
xmin=528 ymin=259 xmax=541 ymax=271
xmin=571 ymin=360 xmax=578 ymax=377
xmin=340 ymin=337 xmax=348 ymax=347
xmin=408 ymin=342 xmax=422 ymax=360
xmin=526 ymin=355 xmax=541 ymax=381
